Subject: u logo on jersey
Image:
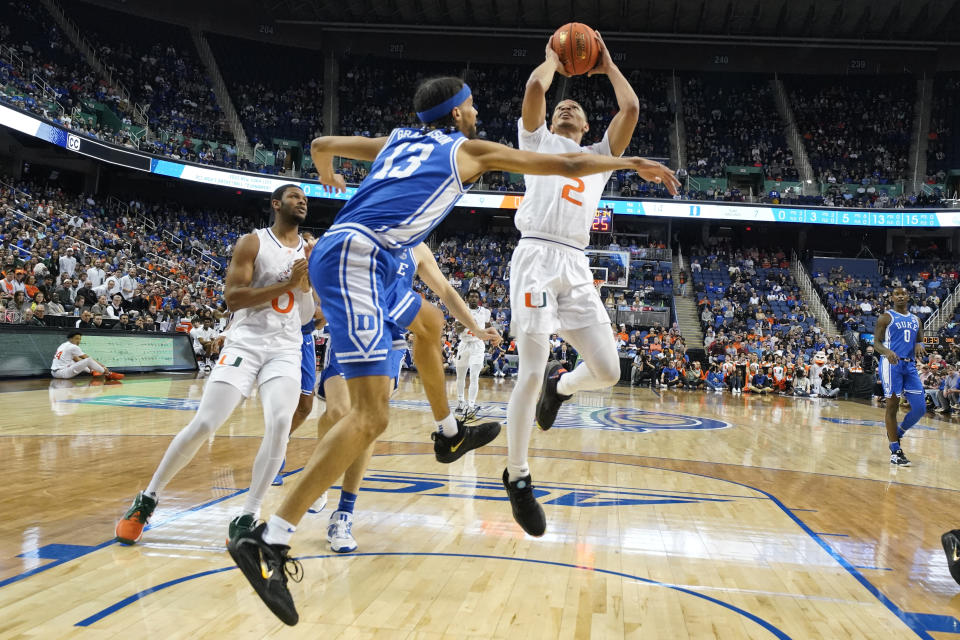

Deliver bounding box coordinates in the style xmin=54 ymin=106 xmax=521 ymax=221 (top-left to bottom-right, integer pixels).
xmin=354 ymin=314 xmax=376 ymax=331
xmin=524 ymin=292 xmax=547 ymax=308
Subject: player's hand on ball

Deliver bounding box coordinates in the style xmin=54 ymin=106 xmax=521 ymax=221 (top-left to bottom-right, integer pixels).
xmin=545 ymin=37 xmax=570 ymax=77
xmin=289 ymin=258 xmax=310 ymax=291
xmin=320 ymin=173 xmax=347 ymax=194
xmin=586 ymin=31 xmax=613 ymax=77
xmin=630 ymin=158 xmax=681 ymax=195
xmin=479 ymin=327 xmax=503 ymax=346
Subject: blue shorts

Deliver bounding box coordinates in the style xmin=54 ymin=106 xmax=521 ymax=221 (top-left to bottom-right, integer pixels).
xmin=880 ymin=357 xmax=922 ymax=398
xmin=318 ymin=331 xmax=407 ymax=398
xmin=300 ymin=332 xmax=317 ymax=396
xmin=311 ymin=229 xmax=407 ymax=379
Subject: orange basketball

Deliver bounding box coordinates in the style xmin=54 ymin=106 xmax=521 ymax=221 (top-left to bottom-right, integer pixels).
xmin=551 ymin=23 xmax=600 ymax=76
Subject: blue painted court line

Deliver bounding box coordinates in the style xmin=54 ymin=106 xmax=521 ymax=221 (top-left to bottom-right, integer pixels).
xmin=2 ymin=452 xmax=954 ymax=639
xmin=787 ymin=508 xmax=817 ymax=512
xmin=853 ymin=566 xmax=893 ymax=572
xmin=74 ymin=552 xmax=793 ymax=639
xmin=814 ymin=532 xmax=850 ymax=537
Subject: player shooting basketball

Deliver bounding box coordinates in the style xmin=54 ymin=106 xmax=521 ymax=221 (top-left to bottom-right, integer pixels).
xmin=503 ymin=33 xmax=679 ymax=537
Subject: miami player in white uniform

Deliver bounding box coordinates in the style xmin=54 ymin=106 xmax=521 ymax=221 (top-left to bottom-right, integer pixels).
xmin=504 ymin=35 xmax=680 ymax=537
xmin=115 ymin=184 xmax=314 ymax=545
xmin=455 ymin=289 xmax=491 ymax=416
xmin=226 ymin=76 xmax=672 ymax=625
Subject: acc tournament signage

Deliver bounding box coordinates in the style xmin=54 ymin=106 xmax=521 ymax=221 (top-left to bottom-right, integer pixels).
xmin=1 ymin=102 xmax=955 ymax=227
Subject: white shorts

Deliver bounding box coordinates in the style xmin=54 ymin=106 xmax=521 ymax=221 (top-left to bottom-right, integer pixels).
xmin=208 ymin=344 xmax=300 ymax=397
xmin=509 ymin=239 xmax=610 ymax=335
xmin=456 ymin=342 xmax=485 ymax=370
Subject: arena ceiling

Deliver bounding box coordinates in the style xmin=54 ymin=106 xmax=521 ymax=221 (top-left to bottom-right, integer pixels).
xmin=263 ymin=0 xmax=960 ymax=44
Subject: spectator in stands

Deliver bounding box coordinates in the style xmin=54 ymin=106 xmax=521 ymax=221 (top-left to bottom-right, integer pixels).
xmin=120 ymin=268 xmax=138 ymax=301
xmin=660 ymin=360 xmax=681 ymax=389
xmin=91 ymin=295 xmax=110 ymax=317
xmin=8 ymin=290 xmax=28 ymax=314
xmin=705 ymin=364 xmax=725 ymax=392
xmin=46 ymin=293 xmax=65 ymax=316
xmin=86 ymin=259 xmax=106 ymax=289
xmin=112 ymin=313 xmax=134 ymax=331
xmin=59 ymin=248 xmax=77 ymax=278
xmin=682 ymin=361 xmax=705 ymax=389
xmin=631 ymin=352 xmax=655 ymax=387
xmin=553 ymin=341 xmax=577 ymax=371
xmin=55 ymin=278 xmax=76 ymax=312
xmin=75 ymin=279 xmax=97 ymax=310
xmin=23 ymin=306 xmax=45 ymax=326
xmin=106 ymin=293 xmax=126 ymax=319
xmin=75 ymin=309 xmax=93 ymax=328
xmin=190 ymin=317 xmax=220 ymax=365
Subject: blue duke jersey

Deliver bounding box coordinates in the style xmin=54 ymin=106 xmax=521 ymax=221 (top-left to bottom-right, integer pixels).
xmin=883 ymin=310 xmax=920 ymax=359
xmin=313 ymin=127 xmax=466 ymax=378
xmin=880 ymin=309 xmax=922 ymax=398
xmin=334 ymin=128 xmax=472 ymax=249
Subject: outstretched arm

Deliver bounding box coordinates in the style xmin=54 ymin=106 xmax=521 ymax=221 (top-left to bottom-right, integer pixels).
xmin=310 ymin=135 xmax=390 ymax=193
xmin=521 ymin=39 xmax=566 ymax=133
xmin=412 ymin=244 xmax=502 ymax=345
xmin=457 ymin=139 xmax=680 ymax=193
xmin=588 ymin=32 xmax=639 ymax=157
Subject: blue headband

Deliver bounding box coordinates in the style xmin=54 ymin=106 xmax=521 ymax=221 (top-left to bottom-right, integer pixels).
xmin=416 ymin=84 xmax=471 ymax=124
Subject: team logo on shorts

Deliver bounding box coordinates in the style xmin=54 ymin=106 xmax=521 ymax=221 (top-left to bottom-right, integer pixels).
xmin=524 ymin=292 xmax=547 ymax=308
xmin=217 ymin=355 xmax=243 ymax=367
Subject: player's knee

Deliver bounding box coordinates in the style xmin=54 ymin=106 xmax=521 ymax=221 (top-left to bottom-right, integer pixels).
xmin=293 ymin=394 xmax=313 ymax=419
xmin=592 ymin=357 xmax=621 ymax=387
xmin=353 ymin=408 xmax=388 ymax=441
xmin=325 ymin=402 xmax=350 ymax=425
xmin=412 ymin=303 xmax=444 ymax=338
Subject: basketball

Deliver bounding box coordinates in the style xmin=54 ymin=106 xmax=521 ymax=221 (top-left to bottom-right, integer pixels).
xmin=551 ymin=22 xmax=600 ymax=76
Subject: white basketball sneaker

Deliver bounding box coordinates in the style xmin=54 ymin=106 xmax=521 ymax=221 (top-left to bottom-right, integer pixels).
xmin=327 ymin=510 xmax=358 ymax=553
xmin=307 ymin=491 xmax=328 ymax=514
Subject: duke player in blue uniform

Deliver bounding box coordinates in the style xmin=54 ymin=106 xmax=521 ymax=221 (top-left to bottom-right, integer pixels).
xmin=873 ymin=287 xmax=926 ymax=466
xmin=303 ymin=243 xmax=498 ymax=554
xmin=227 ymin=75 xmax=676 ymax=625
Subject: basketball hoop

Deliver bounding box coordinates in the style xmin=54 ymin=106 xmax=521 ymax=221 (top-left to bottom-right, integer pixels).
xmin=593 ymin=279 xmax=604 ymax=295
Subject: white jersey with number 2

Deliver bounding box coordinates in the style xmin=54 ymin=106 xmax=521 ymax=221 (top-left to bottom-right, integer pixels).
xmin=514 ymin=120 xmax=616 ymax=250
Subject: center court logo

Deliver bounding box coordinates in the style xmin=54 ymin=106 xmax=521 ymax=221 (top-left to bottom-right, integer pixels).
xmin=389 ymin=399 xmax=729 ymax=433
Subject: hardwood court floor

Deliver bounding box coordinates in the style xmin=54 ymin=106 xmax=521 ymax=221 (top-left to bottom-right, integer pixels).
xmin=1 ymin=373 xmax=959 ymax=639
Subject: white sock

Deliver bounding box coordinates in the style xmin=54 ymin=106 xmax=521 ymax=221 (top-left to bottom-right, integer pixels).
xmin=263 ymin=514 xmax=296 ymax=546
xmin=437 ymin=413 xmax=459 ymax=437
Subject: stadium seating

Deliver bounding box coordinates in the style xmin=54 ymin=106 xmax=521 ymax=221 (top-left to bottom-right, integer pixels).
xmin=788 ymin=75 xmax=914 ymax=185
xmin=683 ymin=74 xmax=797 ymax=181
